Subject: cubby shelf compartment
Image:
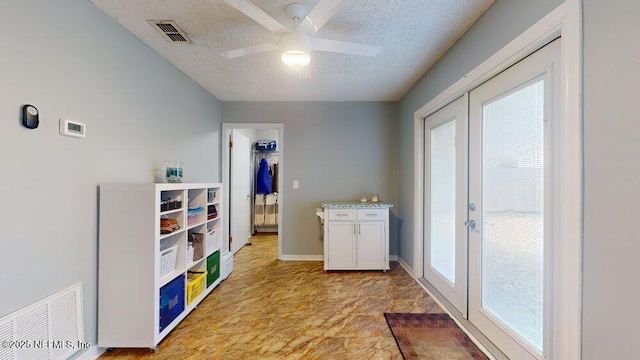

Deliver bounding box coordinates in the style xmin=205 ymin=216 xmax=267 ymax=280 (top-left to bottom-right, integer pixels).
xmin=186 ymin=256 xmax=205 ymax=270
xmin=159 ymin=269 xmax=184 ymax=288
xmin=160 ymin=208 xmax=183 ymax=216
xmin=98 ymin=183 xmax=223 ymax=351
xmin=160 ymin=228 xmax=186 ymax=241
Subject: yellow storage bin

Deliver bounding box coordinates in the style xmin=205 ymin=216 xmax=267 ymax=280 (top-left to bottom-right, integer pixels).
xmin=186 ymin=271 xmax=207 ymax=305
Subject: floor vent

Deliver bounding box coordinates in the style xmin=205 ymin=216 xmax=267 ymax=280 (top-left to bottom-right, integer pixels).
xmin=149 ymin=20 xmax=191 ymax=43
xmin=0 ymin=283 xmax=84 ymax=360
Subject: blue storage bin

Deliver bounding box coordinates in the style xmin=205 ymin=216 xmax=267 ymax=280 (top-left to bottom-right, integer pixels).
xmin=159 ymin=275 xmax=185 ymax=332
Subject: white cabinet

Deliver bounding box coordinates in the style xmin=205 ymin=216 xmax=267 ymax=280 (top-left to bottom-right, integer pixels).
xmin=98 ymin=183 xmax=223 ymax=351
xmin=322 ymin=203 xmax=391 ymax=272
xmin=326 ymin=221 xmax=357 ymax=268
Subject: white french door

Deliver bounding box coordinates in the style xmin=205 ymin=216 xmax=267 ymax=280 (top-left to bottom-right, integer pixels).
xmin=468 ymin=39 xmax=560 ymax=359
xmin=422 ymin=38 xmax=561 ymax=359
xmin=423 ymin=95 xmax=468 ymax=316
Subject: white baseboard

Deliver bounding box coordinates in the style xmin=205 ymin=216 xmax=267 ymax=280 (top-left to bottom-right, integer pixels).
xmin=279 ymin=255 xmax=323 ymax=261
xmin=280 ymin=255 xmax=399 ymax=262
xmin=397 ymin=257 xmax=415 ymax=278
xmin=73 ymin=346 xmax=105 ymax=360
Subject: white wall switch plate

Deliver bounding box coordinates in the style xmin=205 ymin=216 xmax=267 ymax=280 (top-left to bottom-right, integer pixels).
xmin=293 ymin=180 xmax=299 ymax=189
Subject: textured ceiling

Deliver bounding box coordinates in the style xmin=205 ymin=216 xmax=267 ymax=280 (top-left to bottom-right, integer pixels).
xmin=90 ymin=0 xmax=494 ymax=102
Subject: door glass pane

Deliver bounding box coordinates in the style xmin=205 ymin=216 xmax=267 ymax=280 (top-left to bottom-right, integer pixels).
xmin=430 ymin=120 xmax=456 ymax=284
xmin=481 ymin=79 xmax=544 ymax=351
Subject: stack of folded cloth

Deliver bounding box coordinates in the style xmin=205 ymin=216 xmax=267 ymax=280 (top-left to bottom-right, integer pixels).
xmin=254 ymin=139 xmax=276 ymax=152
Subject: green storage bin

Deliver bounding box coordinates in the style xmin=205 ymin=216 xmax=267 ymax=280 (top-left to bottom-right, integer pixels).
xmin=206 ymin=251 xmax=220 ymax=287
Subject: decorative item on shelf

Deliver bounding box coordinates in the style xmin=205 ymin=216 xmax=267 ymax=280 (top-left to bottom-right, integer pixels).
xmin=160 ymin=218 xmax=180 ymax=234
xmin=165 ymin=161 xmax=183 ymax=183
xmin=187 ymin=204 xmax=204 ymax=225
xmin=360 ymin=194 xmax=368 ymax=203
xmin=191 ymin=232 xmax=204 ymax=261
xmin=161 ymin=198 xmax=182 ymax=212
xmin=207 ymin=205 xmax=218 ymax=220
xmin=207 ymin=189 xmax=217 ymax=203
xmin=371 ymin=194 xmax=379 ymax=203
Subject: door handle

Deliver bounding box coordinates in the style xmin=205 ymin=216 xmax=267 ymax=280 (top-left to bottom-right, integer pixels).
xmin=465 ymin=219 xmax=481 ymax=233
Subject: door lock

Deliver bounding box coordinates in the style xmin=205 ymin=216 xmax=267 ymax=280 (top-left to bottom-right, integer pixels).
xmin=464 ymin=219 xmax=476 ymax=229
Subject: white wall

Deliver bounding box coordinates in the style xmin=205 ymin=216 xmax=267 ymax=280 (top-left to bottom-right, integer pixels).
xmin=582 ymin=0 xmax=640 ymax=358
xmin=223 ymin=102 xmax=399 ymax=256
xmin=0 ymin=0 xmax=222 ymax=355
xmin=255 ymin=129 xmax=280 ymax=143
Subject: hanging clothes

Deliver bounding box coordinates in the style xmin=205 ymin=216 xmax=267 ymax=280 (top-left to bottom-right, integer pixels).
xmin=256 ymin=158 xmax=272 ymax=194
xmin=271 ymin=163 xmax=278 ymax=192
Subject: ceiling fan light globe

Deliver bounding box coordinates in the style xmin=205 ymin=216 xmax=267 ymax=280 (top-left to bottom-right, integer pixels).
xmin=280 ymin=31 xmax=311 ymax=67
xmin=281 ymin=50 xmax=311 ymax=67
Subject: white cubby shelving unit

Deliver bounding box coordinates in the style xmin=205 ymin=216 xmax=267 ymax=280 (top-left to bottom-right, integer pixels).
xmin=98 ymin=183 xmax=223 ymax=351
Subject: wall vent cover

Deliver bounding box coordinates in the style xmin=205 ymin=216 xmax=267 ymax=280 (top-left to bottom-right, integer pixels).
xmin=0 ymin=283 xmax=84 ymax=360
xmin=148 ymin=20 xmax=191 ymax=43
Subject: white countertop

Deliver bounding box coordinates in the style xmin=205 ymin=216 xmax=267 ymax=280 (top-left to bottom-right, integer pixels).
xmin=321 ymin=201 xmax=393 ymax=208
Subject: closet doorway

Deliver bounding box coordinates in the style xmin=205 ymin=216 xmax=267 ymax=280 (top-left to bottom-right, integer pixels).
xmin=222 ymin=123 xmax=283 ymax=259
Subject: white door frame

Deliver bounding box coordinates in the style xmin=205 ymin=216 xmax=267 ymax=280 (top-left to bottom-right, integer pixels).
xmin=222 ymin=123 xmax=284 ymax=259
xmin=412 ymin=1 xmax=581 ymax=359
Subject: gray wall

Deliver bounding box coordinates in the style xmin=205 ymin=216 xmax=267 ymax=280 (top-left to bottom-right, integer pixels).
xmin=223 ymin=102 xmax=399 ymax=256
xmin=399 ymin=0 xmax=640 ymax=358
xmin=0 ymin=0 xmax=222 ymax=355
xmin=582 ymin=0 xmax=640 ymax=358
xmin=397 ymin=0 xmax=563 ymax=268
xmin=4 ymin=0 xmax=634 ymax=358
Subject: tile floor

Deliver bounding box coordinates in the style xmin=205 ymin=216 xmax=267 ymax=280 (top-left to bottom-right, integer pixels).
xmin=100 ymin=234 xmax=443 ymax=359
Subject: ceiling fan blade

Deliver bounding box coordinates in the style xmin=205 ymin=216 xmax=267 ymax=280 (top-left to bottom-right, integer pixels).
xmin=219 ymin=42 xmax=279 ymax=59
xmin=224 ymin=0 xmax=289 ymax=33
xmin=297 ymin=0 xmax=346 ymax=34
xmin=311 ymin=38 xmax=381 ymax=57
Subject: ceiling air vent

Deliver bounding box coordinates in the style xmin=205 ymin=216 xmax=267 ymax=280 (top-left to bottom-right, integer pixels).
xmin=148 ymin=20 xmax=191 ymax=43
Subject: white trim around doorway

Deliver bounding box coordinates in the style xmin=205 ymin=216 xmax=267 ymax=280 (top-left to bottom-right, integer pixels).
xmin=222 ymin=123 xmax=284 ymax=260
xmin=412 ymin=1 xmax=581 ymax=359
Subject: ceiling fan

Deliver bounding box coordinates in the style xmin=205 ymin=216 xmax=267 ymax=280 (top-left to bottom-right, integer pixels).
xmin=220 ymin=0 xmax=381 ymax=67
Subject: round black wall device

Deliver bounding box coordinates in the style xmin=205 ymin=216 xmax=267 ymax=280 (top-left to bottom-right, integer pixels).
xmin=22 ymin=104 xmax=39 ymax=129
